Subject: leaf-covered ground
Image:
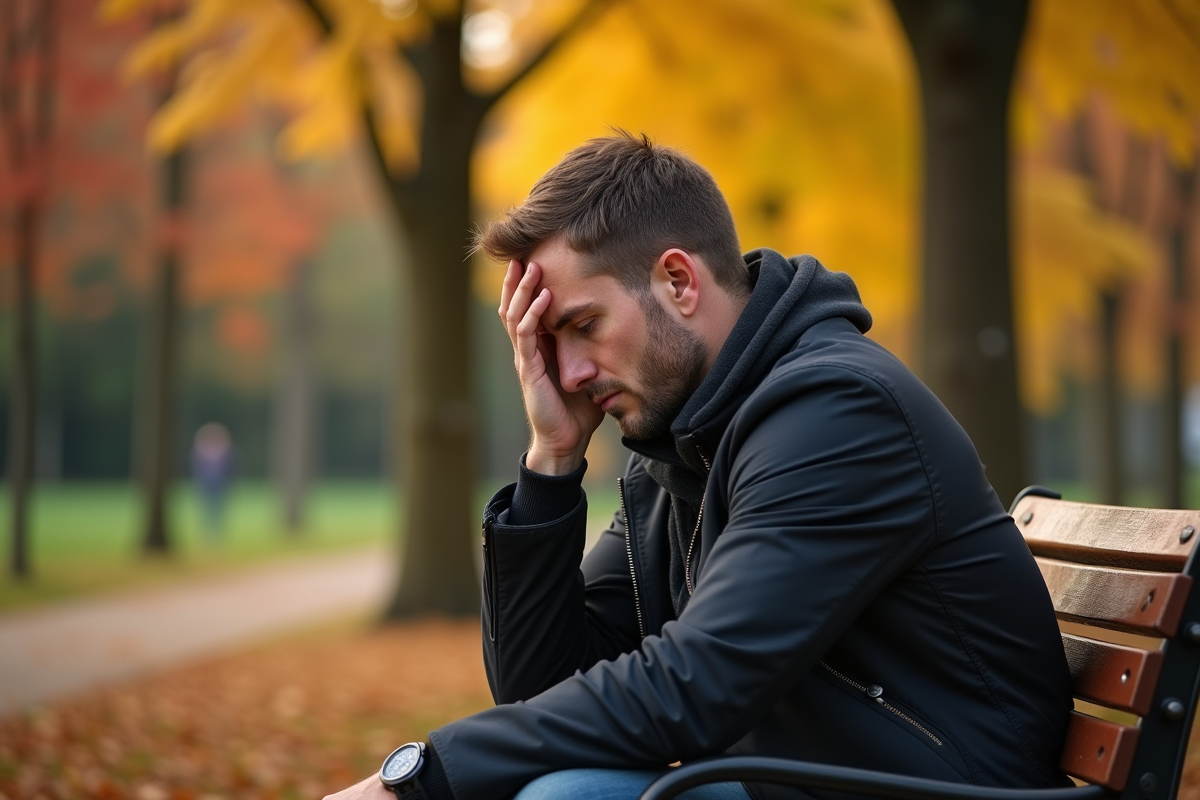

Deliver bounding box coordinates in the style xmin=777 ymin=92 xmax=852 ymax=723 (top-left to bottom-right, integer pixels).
xmin=4 ymin=617 xmax=1200 ymax=800
xmin=0 ymin=619 xmax=493 ymax=800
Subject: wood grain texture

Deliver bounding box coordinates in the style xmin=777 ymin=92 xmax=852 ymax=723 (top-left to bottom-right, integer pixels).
xmin=1060 ymin=632 xmax=1164 ymax=715
xmin=1037 ymin=557 xmax=1192 ymax=636
xmin=1059 ymin=711 xmax=1139 ymax=790
xmin=1013 ymin=495 xmax=1198 ymax=570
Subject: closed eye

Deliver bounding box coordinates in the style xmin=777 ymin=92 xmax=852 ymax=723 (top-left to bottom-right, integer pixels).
xmin=577 ymin=319 xmax=596 ymax=335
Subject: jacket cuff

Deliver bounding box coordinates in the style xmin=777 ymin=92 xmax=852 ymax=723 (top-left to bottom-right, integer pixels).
xmin=508 ymin=453 xmax=587 ymax=526
xmin=420 ymin=743 xmax=454 ymax=800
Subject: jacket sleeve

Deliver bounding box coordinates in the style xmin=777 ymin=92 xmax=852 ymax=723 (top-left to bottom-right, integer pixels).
xmin=435 ymin=365 xmax=939 ymax=800
xmin=482 ymin=482 xmax=643 ymax=705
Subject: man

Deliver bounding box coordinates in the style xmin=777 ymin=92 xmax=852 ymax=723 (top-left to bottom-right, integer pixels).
xmin=329 ymin=132 xmax=1072 ymax=800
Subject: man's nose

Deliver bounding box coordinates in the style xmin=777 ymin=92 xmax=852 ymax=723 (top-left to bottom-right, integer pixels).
xmin=557 ymin=345 xmax=597 ymax=394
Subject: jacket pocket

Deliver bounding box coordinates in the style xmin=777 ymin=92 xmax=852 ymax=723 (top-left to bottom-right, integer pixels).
xmin=818 ymin=660 xmax=973 ymax=780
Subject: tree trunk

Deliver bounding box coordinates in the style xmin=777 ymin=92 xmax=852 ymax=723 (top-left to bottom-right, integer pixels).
xmin=382 ymin=17 xmax=485 ymax=618
xmin=383 ymin=204 xmax=481 ymax=616
xmin=8 ymin=203 xmax=37 ymax=579
xmin=1164 ymin=167 xmax=1195 ymax=509
xmin=1072 ymin=120 xmax=1141 ymax=506
xmin=284 ymin=0 xmax=603 ymax=616
xmin=3 ymin=0 xmax=56 ymax=579
xmin=141 ymin=145 xmax=187 ymax=555
xmin=273 ymin=258 xmax=317 ymax=533
xmin=1097 ymin=290 xmax=1124 ymax=504
xmin=892 ymin=0 xmax=1030 ymax=505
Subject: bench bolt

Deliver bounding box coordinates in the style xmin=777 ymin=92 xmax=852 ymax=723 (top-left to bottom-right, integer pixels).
xmin=1182 ymin=526 xmax=1195 ymax=543
xmin=1185 ymin=622 xmax=1200 ymax=645
xmin=1020 ymin=512 xmax=1033 ymax=525
xmin=1163 ymin=698 xmax=1185 ymax=721
xmin=1140 ymin=772 xmax=1158 ymax=795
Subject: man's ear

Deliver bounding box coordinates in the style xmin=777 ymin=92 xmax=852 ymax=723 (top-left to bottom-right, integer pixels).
xmin=652 ymin=249 xmax=701 ymax=318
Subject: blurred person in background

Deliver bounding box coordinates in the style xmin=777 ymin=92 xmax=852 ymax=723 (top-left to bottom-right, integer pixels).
xmin=191 ymin=422 xmax=233 ymax=541
xmin=327 ymin=132 xmax=1072 ymax=800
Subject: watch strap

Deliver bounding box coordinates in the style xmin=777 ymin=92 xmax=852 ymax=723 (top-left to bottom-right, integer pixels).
xmin=391 ymin=779 xmax=430 ymax=800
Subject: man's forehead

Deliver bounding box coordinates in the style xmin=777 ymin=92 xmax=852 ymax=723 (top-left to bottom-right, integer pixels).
xmin=529 ymin=240 xmax=599 ymax=294
xmin=527 ymin=237 xmax=584 ymax=278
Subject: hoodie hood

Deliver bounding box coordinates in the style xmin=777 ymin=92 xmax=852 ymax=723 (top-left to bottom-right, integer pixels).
xmin=624 ymin=249 xmax=872 ymax=615
xmin=625 ymin=249 xmax=872 ymax=476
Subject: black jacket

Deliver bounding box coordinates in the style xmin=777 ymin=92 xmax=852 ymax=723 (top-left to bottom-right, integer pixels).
xmin=429 ymin=251 xmax=1072 ymax=800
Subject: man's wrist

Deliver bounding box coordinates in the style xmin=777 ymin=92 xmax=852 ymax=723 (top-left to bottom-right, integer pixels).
xmin=417 ymin=745 xmax=453 ymax=800
xmin=509 ymin=454 xmax=587 ymax=527
xmin=526 ymin=444 xmax=587 ymax=476
xmin=379 ymin=742 xmax=453 ymax=800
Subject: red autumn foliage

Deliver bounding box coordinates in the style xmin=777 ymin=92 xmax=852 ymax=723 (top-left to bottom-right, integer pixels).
xmin=1 ymin=0 xmax=346 ymax=362
xmin=0 ymin=0 xmax=157 ymax=314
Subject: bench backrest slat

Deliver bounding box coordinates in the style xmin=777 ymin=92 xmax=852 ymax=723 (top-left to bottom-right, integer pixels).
xmin=1059 ymin=711 xmax=1141 ymax=791
xmin=1011 ymin=490 xmax=1200 ymax=798
xmin=1036 ymin=557 xmax=1193 ymax=637
xmin=1016 ymin=495 xmax=1194 ymax=570
xmin=1061 ymin=633 xmax=1165 ymax=716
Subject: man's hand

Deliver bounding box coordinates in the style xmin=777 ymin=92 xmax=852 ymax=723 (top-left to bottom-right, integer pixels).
xmin=322 ymin=773 xmax=393 ymax=800
xmin=500 ymin=259 xmax=604 ymax=475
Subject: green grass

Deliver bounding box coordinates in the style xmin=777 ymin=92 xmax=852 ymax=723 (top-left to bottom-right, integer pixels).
xmin=0 ymin=481 xmax=398 ymax=612
xmin=0 ymin=480 xmax=623 ymax=613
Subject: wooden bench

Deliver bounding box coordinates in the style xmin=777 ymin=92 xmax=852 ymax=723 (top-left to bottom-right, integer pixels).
xmin=640 ymin=487 xmax=1200 ymax=800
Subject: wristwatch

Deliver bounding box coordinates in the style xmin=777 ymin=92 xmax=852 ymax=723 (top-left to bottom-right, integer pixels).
xmin=380 ymin=742 xmax=428 ymax=800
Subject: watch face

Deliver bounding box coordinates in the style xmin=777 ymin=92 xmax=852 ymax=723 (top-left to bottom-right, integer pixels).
xmin=381 ymin=743 xmax=423 ymax=785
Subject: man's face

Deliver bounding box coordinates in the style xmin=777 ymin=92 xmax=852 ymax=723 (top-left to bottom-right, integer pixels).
xmin=529 ymin=238 xmax=707 ymax=440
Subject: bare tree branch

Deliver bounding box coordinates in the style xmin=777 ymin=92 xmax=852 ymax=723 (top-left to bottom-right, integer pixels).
xmin=291 ymin=0 xmax=612 ymax=193
xmin=484 ymin=0 xmax=616 ymax=109
xmin=295 ymin=0 xmax=334 ymax=36
xmin=290 ymin=0 xmax=404 ymax=195
xmin=360 ymin=103 xmax=409 ymax=200
xmin=1161 ymin=0 xmax=1200 ymax=58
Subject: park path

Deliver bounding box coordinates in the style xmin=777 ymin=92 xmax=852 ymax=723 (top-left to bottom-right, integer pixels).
xmin=0 ymin=548 xmax=394 ymax=716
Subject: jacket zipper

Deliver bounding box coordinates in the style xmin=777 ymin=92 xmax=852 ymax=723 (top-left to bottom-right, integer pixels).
xmin=685 ymin=447 xmax=711 ymax=595
xmin=819 ymin=661 xmax=944 ymax=747
xmin=619 ymin=477 xmax=647 ymax=640
xmin=482 ymin=520 xmax=497 ymax=642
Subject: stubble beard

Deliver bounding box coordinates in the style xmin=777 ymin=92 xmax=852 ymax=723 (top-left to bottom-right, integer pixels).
xmin=603 ymin=294 xmax=707 ymax=442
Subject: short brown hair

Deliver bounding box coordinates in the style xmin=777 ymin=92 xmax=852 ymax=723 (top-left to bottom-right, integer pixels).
xmin=475 ymin=131 xmax=748 ymax=296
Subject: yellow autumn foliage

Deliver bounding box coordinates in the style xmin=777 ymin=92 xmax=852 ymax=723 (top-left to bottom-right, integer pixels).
xmin=1022 ymin=0 xmax=1200 ymax=166
xmin=108 ymin=0 xmax=1182 ymax=413
xmin=106 ymin=0 xmax=429 ymax=158
xmin=475 ymin=0 xmax=1165 ymax=409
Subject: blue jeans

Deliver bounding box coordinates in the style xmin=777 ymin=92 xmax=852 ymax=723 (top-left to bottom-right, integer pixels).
xmin=513 ymin=769 xmax=751 ymax=800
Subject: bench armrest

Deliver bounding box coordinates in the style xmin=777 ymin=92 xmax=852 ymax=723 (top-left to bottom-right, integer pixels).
xmin=639 ymin=757 xmax=1112 ymax=800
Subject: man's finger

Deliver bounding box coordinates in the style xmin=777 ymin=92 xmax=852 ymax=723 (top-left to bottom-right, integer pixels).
xmin=498 ymin=259 xmax=521 ymax=321
xmin=514 ymin=288 xmax=552 ymax=375
xmin=504 ymin=261 xmax=542 ymax=338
